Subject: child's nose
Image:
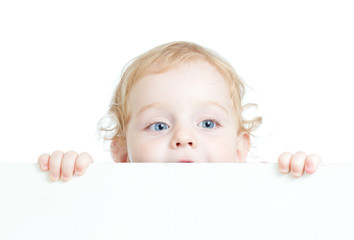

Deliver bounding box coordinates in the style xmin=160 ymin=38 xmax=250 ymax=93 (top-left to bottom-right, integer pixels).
xmin=170 ymin=127 xmax=198 ymax=149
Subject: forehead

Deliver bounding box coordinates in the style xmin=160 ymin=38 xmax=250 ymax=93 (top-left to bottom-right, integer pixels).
xmin=127 ymin=60 xmax=234 ymax=114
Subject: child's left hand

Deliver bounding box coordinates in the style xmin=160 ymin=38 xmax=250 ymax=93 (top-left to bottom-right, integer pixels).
xmin=278 ymin=152 xmax=321 ymax=177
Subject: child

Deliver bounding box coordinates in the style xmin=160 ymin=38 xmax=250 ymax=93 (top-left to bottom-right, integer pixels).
xmin=38 ymin=41 xmax=321 ymax=182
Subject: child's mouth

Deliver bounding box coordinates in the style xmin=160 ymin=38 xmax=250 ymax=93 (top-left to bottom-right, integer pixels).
xmin=177 ymin=160 xmax=194 ymax=163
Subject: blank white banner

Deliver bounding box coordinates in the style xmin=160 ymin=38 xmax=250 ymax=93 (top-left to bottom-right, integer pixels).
xmin=1 ymin=163 xmax=353 ymax=240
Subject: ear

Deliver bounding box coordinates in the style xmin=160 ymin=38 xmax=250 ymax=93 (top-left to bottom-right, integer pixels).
xmin=236 ymin=132 xmax=250 ymax=163
xmin=110 ymin=138 xmax=128 ymax=163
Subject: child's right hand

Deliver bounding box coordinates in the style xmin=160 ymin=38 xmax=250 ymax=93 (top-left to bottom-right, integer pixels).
xmin=38 ymin=151 xmax=93 ymax=182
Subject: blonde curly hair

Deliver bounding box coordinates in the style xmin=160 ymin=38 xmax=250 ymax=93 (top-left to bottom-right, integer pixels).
xmin=97 ymin=41 xmax=262 ymax=147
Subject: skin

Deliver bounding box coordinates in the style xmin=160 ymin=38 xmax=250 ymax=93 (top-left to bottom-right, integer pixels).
xmin=38 ymin=60 xmax=321 ymax=181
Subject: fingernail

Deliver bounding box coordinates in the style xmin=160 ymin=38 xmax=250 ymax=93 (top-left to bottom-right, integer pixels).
xmin=306 ymin=162 xmax=314 ymax=174
xmin=40 ymin=164 xmax=48 ymax=171
xmin=61 ymin=175 xmax=70 ymax=182
xmin=292 ymin=170 xmax=301 ymax=177
xmin=50 ymin=173 xmax=59 ymax=181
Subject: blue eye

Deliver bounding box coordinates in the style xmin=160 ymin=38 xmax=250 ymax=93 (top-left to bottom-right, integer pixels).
xmin=149 ymin=122 xmax=169 ymax=131
xmin=200 ymin=120 xmax=216 ymax=129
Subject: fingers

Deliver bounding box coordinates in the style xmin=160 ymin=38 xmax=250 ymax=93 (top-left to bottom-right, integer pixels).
xmin=304 ymin=153 xmax=321 ymax=174
xmin=37 ymin=150 xmax=93 ymax=182
xmin=49 ymin=150 xmax=64 ymax=181
xmin=278 ymin=152 xmax=321 ymax=177
xmin=290 ymin=151 xmax=307 ymax=177
xmin=38 ymin=153 xmax=50 ymax=171
xmin=61 ymin=151 xmax=79 ymax=181
xmin=74 ymin=152 xmax=93 ymax=176
xmin=278 ymin=152 xmax=292 ymax=174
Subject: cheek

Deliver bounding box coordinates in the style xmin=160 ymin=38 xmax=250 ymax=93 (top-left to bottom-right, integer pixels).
xmin=127 ymin=134 xmax=167 ymax=162
xmin=202 ymin=135 xmax=238 ymax=163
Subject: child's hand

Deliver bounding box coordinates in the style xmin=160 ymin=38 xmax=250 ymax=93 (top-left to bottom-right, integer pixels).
xmin=38 ymin=151 xmax=93 ymax=182
xmin=278 ymin=152 xmax=321 ymax=177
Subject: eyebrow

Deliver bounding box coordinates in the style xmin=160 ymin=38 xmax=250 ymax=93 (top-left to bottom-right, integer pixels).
xmin=136 ymin=101 xmax=229 ymax=116
xmin=198 ymin=101 xmax=229 ymax=115
xmin=136 ymin=103 xmax=164 ymax=117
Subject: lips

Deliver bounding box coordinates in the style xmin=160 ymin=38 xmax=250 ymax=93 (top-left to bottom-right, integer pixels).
xmin=177 ymin=160 xmax=194 ymax=163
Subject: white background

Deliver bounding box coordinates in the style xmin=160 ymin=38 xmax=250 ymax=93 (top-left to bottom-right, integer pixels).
xmin=0 ymin=0 xmax=353 ymax=163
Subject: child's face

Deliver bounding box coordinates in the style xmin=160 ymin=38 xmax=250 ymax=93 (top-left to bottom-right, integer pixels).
xmin=123 ymin=60 xmax=250 ymax=163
